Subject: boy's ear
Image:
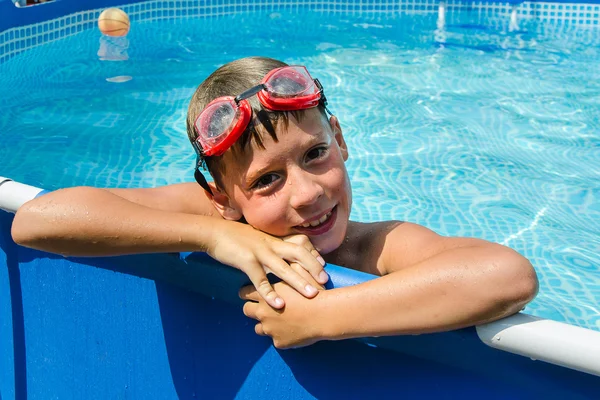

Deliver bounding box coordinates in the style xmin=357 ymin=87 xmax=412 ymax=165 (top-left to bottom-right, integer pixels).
xmin=329 ymin=115 xmax=348 ymax=161
xmin=206 ymin=182 xmax=243 ymax=221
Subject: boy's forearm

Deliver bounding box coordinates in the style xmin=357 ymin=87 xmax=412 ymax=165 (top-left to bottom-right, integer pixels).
xmin=315 ymin=246 xmax=538 ymax=340
xmin=11 ymin=187 xmax=218 ymax=256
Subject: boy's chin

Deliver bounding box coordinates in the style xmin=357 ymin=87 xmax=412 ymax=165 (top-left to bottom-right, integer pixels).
xmin=311 ymin=231 xmax=346 ymax=255
xmin=314 ymin=218 xmax=348 ymax=254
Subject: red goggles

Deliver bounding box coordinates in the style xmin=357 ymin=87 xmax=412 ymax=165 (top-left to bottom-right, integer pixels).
xmin=192 ymin=65 xmax=328 ymax=158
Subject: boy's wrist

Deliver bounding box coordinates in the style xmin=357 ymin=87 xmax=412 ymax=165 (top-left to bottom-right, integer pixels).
xmin=188 ymin=214 xmax=222 ymax=253
xmin=310 ymin=289 xmax=351 ymax=342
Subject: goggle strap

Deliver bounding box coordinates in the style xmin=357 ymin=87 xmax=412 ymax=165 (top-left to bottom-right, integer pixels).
xmin=235 ymin=84 xmax=266 ymax=103
xmin=314 ymin=78 xmax=324 ymax=91
xmin=312 ymin=78 xmax=330 ymax=110
xmin=192 ymin=139 xmax=203 ymax=157
xmin=193 ymin=149 xmax=214 ymax=195
xmin=194 ymin=169 xmax=214 ymax=196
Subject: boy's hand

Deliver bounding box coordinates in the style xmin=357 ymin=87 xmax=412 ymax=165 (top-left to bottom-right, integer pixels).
xmin=280 ymin=234 xmax=327 ymax=289
xmin=240 ymin=281 xmax=325 ymax=349
xmin=208 ymin=221 xmax=328 ymax=309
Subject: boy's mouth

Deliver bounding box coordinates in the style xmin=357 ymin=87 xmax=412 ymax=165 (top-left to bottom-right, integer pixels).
xmin=294 ymin=206 xmax=337 ymax=236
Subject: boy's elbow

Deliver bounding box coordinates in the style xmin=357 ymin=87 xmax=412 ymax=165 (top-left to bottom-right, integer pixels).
xmin=11 ymin=202 xmax=45 ymax=248
xmin=493 ymin=248 xmax=539 ymax=313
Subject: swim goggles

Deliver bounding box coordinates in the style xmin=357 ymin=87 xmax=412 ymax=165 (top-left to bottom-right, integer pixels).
xmin=192 ymin=65 xmax=329 ymax=193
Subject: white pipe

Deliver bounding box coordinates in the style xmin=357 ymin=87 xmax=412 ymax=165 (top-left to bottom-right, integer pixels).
xmin=509 ymin=4 xmax=519 ymax=32
xmin=477 ymin=313 xmax=600 ymax=377
xmin=437 ymin=1 xmax=446 ymax=30
xmin=0 ymin=177 xmax=44 ymax=213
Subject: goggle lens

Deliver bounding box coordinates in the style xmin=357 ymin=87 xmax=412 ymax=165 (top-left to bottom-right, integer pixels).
xmin=264 ymin=67 xmax=316 ymax=98
xmin=196 ymin=99 xmax=238 ymax=149
xmin=206 ymin=102 xmax=237 ymax=138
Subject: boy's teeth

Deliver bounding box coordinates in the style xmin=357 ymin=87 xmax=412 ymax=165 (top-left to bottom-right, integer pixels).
xmin=301 ymin=211 xmax=332 ymax=228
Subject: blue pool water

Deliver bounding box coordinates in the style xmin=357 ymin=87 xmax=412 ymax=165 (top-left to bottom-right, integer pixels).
xmin=0 ymin=11 xmax=598 ymax=331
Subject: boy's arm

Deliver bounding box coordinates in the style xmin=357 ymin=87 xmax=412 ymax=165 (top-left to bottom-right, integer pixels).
xmin=105 ymin=182 xmax=219 ymax=216
xmin=11 ymin=184 xmax=328 ymax=309
xmin=240 ymin=223 xmax=538 ymax=348
xmin=11 ymin=183 xmax=218 ymax=256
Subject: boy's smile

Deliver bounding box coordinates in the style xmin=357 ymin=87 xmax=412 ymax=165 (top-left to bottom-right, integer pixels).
xmin=294 ymin=205 xmax=336 ymax=233
xmin=214 ymin=108 xmax=352 ymax=254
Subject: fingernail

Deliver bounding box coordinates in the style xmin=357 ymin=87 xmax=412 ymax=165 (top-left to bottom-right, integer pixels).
xmin=275 ymin=297 xmax=284 ymax=308
xmin=319 ymin=271 xmax=329 ymax=283
xmin=317 ymin=256 xmax=326 ymax=266
xmin=305 ymin=284 xmax=318 ymax=296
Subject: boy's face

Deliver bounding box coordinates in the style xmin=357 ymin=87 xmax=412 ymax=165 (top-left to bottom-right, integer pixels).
xmin=213 ymin=108 xmax=351 ymax=254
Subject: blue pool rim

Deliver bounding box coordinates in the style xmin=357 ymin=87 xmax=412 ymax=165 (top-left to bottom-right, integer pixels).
xmin=1 ymin=155 xmax=599 ymax=394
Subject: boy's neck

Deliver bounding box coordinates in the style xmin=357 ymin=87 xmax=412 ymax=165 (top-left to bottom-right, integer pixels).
xmin=324 ymin=220 xmax=402 ymax=276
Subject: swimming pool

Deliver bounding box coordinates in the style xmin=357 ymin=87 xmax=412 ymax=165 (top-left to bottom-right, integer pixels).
xmin=1 ymin=0 xmax=598 ymax=330
xmin=1 ymin=0 xmax=600 ymax=398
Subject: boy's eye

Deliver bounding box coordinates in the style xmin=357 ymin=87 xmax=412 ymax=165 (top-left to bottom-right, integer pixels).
xmin=254 ymin=174 xmax=280 ymax=189
xmin=306 ymin=146 xmax=328 ymax=161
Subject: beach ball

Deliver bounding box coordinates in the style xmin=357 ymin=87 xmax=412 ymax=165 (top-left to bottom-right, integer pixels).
xmin=98 ymin=8 xmax=130 ymax=37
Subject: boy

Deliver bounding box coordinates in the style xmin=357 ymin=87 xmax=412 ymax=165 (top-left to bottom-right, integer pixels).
xmin=11 ymin=57 xmax=538 ymax=349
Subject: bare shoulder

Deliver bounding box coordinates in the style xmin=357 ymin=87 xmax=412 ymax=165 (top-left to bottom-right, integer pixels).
xmin=331 ymin=221 xmax=467 ymax=276
xmin=107 ymin=182 xmax=218 ymax=217
xmin=379 ymin=222 xmax=445 ymax=272
xmin=331 ymin=220 xmax=531 ymax=280
xmin=380 ymin=222 xmax=507 ymax=274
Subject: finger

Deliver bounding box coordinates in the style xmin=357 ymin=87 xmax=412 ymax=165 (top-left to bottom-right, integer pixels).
xmin=244 ymin=264 xmax=285 ymax=309
xmin=290 ymin=262 xmax=324 ymax=290
xmin=239 ymin=285 xmax=262 ymax=302
xmin=299 ymin=237 xmax=326 ymax=265
xmin=264 ymin=254 xmax=319 ymax=299
xmin=311 ymin=249 xmax=326 ymax=267
xmin=283 ymin=234 xmax=313 ymax=250
xmin=243 ymin=301 xmax=259 ymax=320
xmin=255 ymin=323 xmax=266 ymax=336
xmin=285 ymin=235 xmax=327 ymax=268
xmin=280 ymin=243 xmax=329 ymax=285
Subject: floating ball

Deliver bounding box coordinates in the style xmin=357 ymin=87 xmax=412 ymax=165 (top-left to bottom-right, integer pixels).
xmin=98 ymin=8 xmax=130 ymax=37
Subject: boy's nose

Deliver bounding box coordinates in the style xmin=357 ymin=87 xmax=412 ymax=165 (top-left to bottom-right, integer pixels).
xmin=288 ymin=172 xmax=324 ymax=209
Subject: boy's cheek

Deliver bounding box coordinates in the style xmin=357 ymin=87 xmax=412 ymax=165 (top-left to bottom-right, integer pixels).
xmin=244 ymin=206 xmax=291 ymax=235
